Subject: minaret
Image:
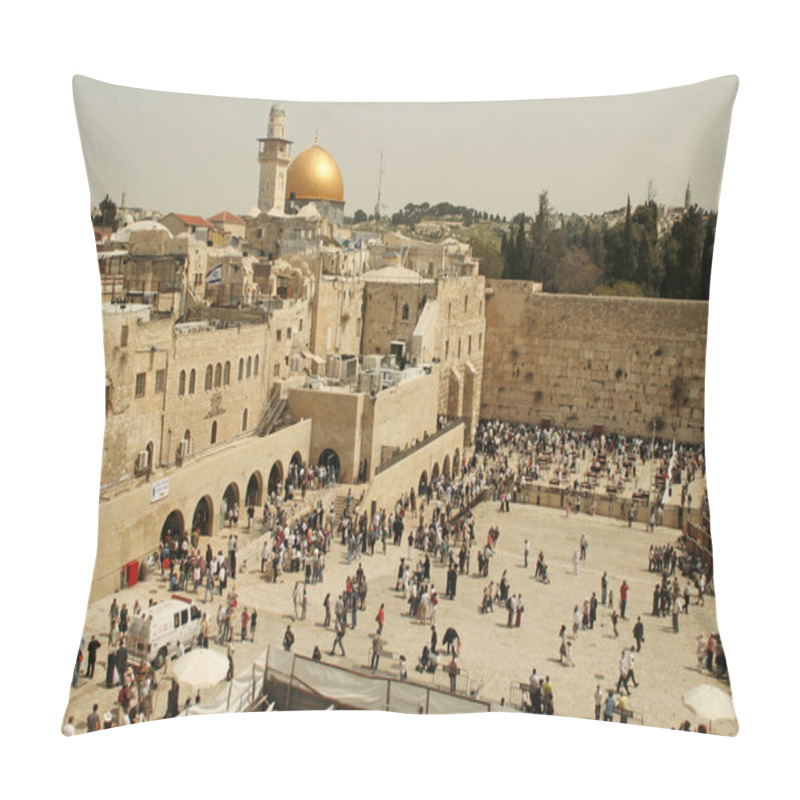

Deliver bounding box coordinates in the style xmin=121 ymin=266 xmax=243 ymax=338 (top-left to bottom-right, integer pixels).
xmin=684 ymin=181 xmax=692 ymax=211
xmin=257 ymin=103 xmax=292 ymax=213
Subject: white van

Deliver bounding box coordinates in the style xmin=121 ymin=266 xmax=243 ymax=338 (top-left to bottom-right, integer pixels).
xmin=127 ymin=595 xmax=203 ymax=669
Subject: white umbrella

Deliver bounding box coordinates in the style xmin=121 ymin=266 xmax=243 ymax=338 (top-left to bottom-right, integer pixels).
xmin=683 ymin=684 xmax=736 ymax=732
xmin=168 ymin=648 xmax=229 ymax=692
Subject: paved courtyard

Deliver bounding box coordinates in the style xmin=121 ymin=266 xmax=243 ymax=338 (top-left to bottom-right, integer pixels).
xmin=65 ymin=474 xmax=734 ymax=735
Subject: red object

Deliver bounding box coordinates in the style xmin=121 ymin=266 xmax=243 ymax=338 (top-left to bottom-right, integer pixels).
xmin=126 ymin=560 xmax=140 ymax=587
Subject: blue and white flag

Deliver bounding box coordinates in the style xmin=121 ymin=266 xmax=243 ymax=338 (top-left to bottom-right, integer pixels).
xmin=206 ymin=263 xmax=222 ymax=285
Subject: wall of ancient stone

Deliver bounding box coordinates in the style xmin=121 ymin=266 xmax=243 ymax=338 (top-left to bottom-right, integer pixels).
xmin=101 ymin=311 xmax=275 ymax=487
xmin=359 ymin=370 xmax=440 ymax=478
xmin=481 ymin=280 xmax=708 ymax=443
xmin=359 ymin=423 xmax=466 ymax=516
xmin=92 ymin=420 xmax=312 ymax=601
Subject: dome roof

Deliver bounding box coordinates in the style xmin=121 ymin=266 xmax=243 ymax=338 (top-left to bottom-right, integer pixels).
xmin=286 ymin=144 xmax=344 ymax=203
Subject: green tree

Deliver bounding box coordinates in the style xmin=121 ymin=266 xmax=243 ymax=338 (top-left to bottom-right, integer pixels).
xmin=550 ymin=246 xmax=602 ymax=294
xmin=93 ymin=194 xmax=118 ymax=230
xmin=353 ymin=209 xmax=367 ymax=224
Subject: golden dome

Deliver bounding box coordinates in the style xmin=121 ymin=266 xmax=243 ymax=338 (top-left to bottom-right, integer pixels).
xmin=286 ymin=144 xmax=344 ymax=204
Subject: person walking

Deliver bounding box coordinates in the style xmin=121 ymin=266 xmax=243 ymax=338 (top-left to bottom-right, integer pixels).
xmin=626 ymin=646 xmax=639 ymax=687
xmin=524 ymin=539 xmax=530 ymax=568
xmin=594 ymin=685 xmax=603 ymax=720
xmin=601 ymin=571 xmax=608 ymax=605
xmin=573 ymin=549 xmax=580 ymax=575
xmin=330 ymin=617 xmax=346 ymax=656
xmin=633 ymin=617 xmax=645 ymax=651
xmin=616 ymin=650 xmax=631 ymax=695
xmin=283 ymin=625 xmax=295 ymax=652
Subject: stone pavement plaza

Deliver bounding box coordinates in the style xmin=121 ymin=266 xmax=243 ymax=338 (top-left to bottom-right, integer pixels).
xmin=65 ymin=493 xmax=735 ymax=734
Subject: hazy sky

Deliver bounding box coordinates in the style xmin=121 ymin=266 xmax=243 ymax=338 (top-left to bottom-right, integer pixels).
xmin=73 ymin=75 xmax=737 ymax=220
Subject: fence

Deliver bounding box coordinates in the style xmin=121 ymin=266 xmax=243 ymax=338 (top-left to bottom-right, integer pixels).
xmin=515 ymin=482 xmax=702 ymax=531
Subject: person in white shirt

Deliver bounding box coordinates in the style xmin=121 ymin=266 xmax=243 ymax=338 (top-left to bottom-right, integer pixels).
xmin=61 ymin=716 xmax=76 ymax=736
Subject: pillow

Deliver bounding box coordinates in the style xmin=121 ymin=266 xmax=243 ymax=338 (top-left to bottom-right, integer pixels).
xmin=65 ymin=75 xmax=738 ymax=735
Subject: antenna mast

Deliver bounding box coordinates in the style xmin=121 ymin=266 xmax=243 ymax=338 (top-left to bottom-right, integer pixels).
xmin=375 ymin=151 xmax=384 ymax=223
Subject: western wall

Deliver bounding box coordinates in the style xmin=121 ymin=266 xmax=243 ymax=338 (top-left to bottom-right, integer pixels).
xmin=480 ymin=279 xmax=708 ymax=443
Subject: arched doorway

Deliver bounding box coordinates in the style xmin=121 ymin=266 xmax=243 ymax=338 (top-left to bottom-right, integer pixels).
xmin=318 ymin=449 xmax=341 ymax=483
xmin=221 ymin=483 xmax=240 ymax=530
xmin=454 ymin=448 xmax=461 ymax=477
xmin=268 ymin=461 xmax=284 ymax=498
xmin=431 ymin=462 xmax=440 ymax=483
xmin=289 ymin=451 xmax=304 ymax=487
xmin=443 ymin=454 xmax=451 ymax=480
xmin=192 ymin=496 xmax=213 ymax=537
xmin=246 ymin=472 xmax=263 ymax=508
xmin=418 ymin=471 xmax=428 ymax=494
xmin=160 ymin=510 xmax=185 ymax=543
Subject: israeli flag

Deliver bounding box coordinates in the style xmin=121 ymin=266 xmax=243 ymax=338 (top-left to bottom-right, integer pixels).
xmin=206 ymin=263 xmax=222 ymax=285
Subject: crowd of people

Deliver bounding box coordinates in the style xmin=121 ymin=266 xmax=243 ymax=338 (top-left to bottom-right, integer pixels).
xmin=72 ymin=418 xmax=723 ymax=733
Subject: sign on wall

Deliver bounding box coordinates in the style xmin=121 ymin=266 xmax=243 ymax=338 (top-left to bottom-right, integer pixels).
xmin=151 ymin=478 xmax=169 ymax=503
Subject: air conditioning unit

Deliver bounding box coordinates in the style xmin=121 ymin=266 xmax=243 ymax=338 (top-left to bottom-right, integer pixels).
xmin=177 ymin=440 xmax=189 ymax=464
xmin=326 ymin=354 xmax=342 ymax=380
xmin=363 ymin=354 xmax=383 ymax=372
xmin=135 ymin=450 xmax=150 ymax=475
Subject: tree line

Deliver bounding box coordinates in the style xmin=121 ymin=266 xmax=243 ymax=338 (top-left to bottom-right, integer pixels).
xmin=500 ymin=191 xmax=716 ymax=300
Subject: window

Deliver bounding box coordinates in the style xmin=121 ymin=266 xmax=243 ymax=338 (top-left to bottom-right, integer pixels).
xmin=246 ymin=356 xmax=252 ymax=379
xmin=464 ymin=296 xmax=468 ymax=313
xmin=178 ymin=370 xmax=186 ymax=396
xmin=135 ymin=373 xmax=146 ymax=398
xmin=223 ymin=361 xmax=231 ymax=386
xmin=238 ymin=359 xmax=244 ymax=381
xmin=276 ymin=330 xmax=282 ymax=342
xmin=402 ymin=304 xmax=409 ymax=320
xmin=254 ymin=355 xmax=259 ymax=376
xmin=242 ymin=409 xmax=248 ymax=431
xmin=468 ymin=335 xmax=472 ymax=355
xmin=478 ymin=333 xmax=482 ymax=351
xmin=120 ymin=325 xmax=129 ymax=347
xmin=155 ymin=369 xmax=166 ymax=393
xmin=287 ymin=328 xmax=292 ymax=340
xmin=445 ymin=340 xmax=449 ymax=359
xmin=205 ymin=365 xmax=213 ymax=391
xmin=273 ymin=364 xmax=280 ymax=377
xmin=189 ymin=369 xmax=196 ymax=394
xmin=211 ymin=421 xmax=217 ymax=444
xmin=458 ymin=339 xmax=461 ymax=358
xmin=214 ymin=363 xmax=222 ymax=388
xmin=298 ymin=319 xmax=303 ymax=332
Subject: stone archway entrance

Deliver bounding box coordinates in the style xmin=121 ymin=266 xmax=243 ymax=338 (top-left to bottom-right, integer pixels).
xmin=192 ymin=496 xmax=213 ymax=537
xmin=268 ymin=461 xmax=284 ymax=498
xmin=221 ymin=483 xmax=240 ymax=530
xmin=418 ymin=470 xmax=428 ymax=495
xmin=443 ymin=454 xmax=451 ymax=480
xmin=246 ymin=472 xmax=263 ymax=508
xmin=160 ymin=510 xmax=185 ymax=543
xmin=318 ymin=449 xmax=341 ymax=484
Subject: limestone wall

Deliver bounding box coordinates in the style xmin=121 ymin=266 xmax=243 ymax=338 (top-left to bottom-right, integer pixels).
xmin=359 ymin=423 xmax=466 ymax=516
xmin=92 ymin=420 xmax=312 ymax=601
xmin=481 ymin=281 xmax=708 ymax=443
xmin=101 ymin=311 xmax=275 ymax=487
xmin=359 ymin=371 xmax=440 ymax=478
